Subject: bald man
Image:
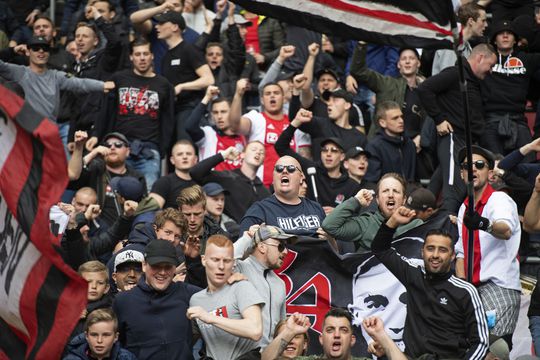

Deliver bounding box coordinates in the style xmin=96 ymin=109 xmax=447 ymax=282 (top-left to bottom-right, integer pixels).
xmin=239 ymin=156 xmax=326 ymax=237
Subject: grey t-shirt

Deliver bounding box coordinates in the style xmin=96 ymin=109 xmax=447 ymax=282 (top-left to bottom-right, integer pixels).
xmin=190 ymin=281 xmax=265 ymax=360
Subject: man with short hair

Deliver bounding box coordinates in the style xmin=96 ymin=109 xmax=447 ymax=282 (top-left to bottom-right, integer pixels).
xmin=113 ymin=239 xmax=200 ymax=359
xmin=235 ymin=225 xmax=296 ymax=348
xmin=432 ymin=3 xmax=487 ymax=74
xmin=187 ymin=235 xmax=264 ymax=359
xmin=185 ymin=85 xmax=246 ymax=171
xmin=65 ymin=308 xmax=137 ymax=360
xmin=417 ymin=43 xmax=497 ymax=213
xmin=371 ymin=205 xmax=489 ymax=359
xmin=455 ymin=146 xmax=521 ymax=348
xmin=239 ymin=155 xmax=325 ymax=237
xmin=365 ymin=100 xmax=417 ymax=183
xmin=262 ymin=308 xmax=374 ymax=360
xmin=230 ymin=80 xmax=311 ymax=187
xmin=94 ymin=38 xmax=175 ymax=190
xmin=149 ymin=140 xmax=198 ymax=209
xmin=190 ymin=142 xmax=271 ymax=223
xmin=155 ymin=10 xmax=214 ymax=140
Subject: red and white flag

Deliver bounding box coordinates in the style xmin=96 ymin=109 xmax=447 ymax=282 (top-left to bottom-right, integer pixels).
xmin=0 ymin=85 xmax=87 ymax=359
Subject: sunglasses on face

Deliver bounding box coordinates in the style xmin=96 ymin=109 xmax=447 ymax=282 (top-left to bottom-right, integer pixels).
xmin=105 ymin=141 xmax=127 ymax=149
xmin=264 ymin=241 xmax=287 ymax=252
xmin=321 ymin=147 xmax=342 ymax=154
xmin=274 ymin=164 xmax=301 ymax=174
xmin=29 ymin=45 xmax=50 ymax=52
xmin=460 ymin=160 xmax=487 ymax=170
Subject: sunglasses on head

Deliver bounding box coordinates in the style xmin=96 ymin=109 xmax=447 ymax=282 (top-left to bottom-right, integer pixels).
xmin=105 ymin=141 xmax=127 ymax=149
xmin=264 ymin=241 xmax=287 ymax=252
xmin=29 ymin=45 xmax=50 ymax=52
xmin=274 ymin=164 xmax=301 ymax=174
xmin=460 ymin=160 xmax=487 ymax=170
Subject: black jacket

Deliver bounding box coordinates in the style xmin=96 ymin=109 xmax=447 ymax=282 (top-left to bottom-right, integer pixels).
xmin=113 ymin=277 xmax=200 ymax=360
xmin=64 ymin=333 xmax=137 ymax=360
xmin=275 ymin=124 xmax=362 ymax=207
xmin=371 ymin=223 xmax=489 ymax=359
xmin=62 ymin=213 xmax=133 ymax=270
xmin=190 ymin=153 xmax=271 ymax=222
xmin=365 ymin=129 xmax=417 ymax=183
xmin=417 ymin=60 xmax=484 ymax=141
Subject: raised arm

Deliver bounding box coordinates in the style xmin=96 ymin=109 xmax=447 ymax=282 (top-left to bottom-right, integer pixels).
xmin=185 ymin=86 xmax=218 ymax=142
xmin=130 ymin=0 xmax=175 ymax=34
xmin=261 ymin=313 xmax=310 ymax=360
xmin=524 ymin=173 xmax=540 ymax=233
xmin=229 ymin=78 xmax=252 ymax=135
xmin=299 ymin=42 xmax=319 ymax=108
xmin=68 ymin=131 xmax=88 ymax=180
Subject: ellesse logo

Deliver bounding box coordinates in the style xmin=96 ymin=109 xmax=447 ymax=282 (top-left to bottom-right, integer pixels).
xmin=492 ymin=56 xmax=526 ymax=75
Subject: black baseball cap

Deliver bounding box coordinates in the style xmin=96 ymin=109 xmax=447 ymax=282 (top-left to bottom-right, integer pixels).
xmin=490 ymin=20 xmax=518 ymax=43
xmin=321 ymin=88 xmax=354 ymax=104
xmin=320 ymin=137 xmax=345 ymax=152
xmin=405 ymin=188 xmax=436 ymax=211
xmin=144 ymin=239 xmax=179 ymax=266
xmin=457 ymin=145 xmax=495 ymax=169
xmin=28 ymin=36 xmax=50 ymax=50
xmin=345 ymin=146 xmax=370 ymax=160
xmin=110 ymin=176 xmax=145 ymax=202
xmin=315 ymin=68 xmax=339 ymax=81
xmin=398 ymin=47 xmax=420 ymax=59
xmin=203 ymin=182 xmax=229 ymax=196
xmin=154 ymin=11 xmax=186 ymax=30
xmin=103 ymin=132 xmax=129 ymax=146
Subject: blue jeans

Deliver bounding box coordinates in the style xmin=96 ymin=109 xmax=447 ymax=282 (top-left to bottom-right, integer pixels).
xmin=58 ymin=122 xmax=71 ymax=160
xmin=530 ymin=316 xmax=540 ymax=355
xmin=126 ymin=149 xmax=161 ymax=192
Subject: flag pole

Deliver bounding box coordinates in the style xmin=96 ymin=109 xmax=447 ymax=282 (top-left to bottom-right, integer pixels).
xmin=450 ymin=4 xmax=475 ymax=283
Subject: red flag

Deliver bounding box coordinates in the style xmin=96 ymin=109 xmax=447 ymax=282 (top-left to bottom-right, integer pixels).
xmin=0 ymin=85 xmax=87 ymax=359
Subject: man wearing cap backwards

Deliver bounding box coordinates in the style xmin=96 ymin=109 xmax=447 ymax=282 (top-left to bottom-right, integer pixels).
xmin=68 ymin=131 xmax=147 ymax=227
xmin=480 ymin=20 xmax=540 ymax=159
xmin=234 ymin=224 xmax=296 ymax=349
xmin=187 ymin=235 xmax=263 ymax=359
xmin=155 ymin=10 xmax=214 ymax=141
xmin=369 ymin=204 xmax=489 ymax=359
xmin=417 ymin=43 xmax=497 ymax=213
xmin=0 ymin=36 xmax=114 ymax=125
xmin=230 ymin=79 xmax=311 ymax=188
xmin=113 ymin=239 xmax=200 ymax=359
xmin=455 ymin=145 xmax=521 ymax=348
xmin=239 ymin=155 xmax=325 ymax=237
xmin=365 ymin=100 xmax=417 ymax=183
xmin=275 ymin=111 xmax=362 ymax=211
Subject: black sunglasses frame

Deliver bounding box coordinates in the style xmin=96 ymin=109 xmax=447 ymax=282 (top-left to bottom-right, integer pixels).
xmin=104 ymin=141 xmax=127 ymax=149
xmin=274 ymin=164 xmax=301 ymax=174
xmin=460 ymin=160 xmax=487 ymax=170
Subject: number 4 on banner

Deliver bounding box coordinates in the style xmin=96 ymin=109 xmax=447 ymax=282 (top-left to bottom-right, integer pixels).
xmin=276 ymin=250 xmax=331 ymax=333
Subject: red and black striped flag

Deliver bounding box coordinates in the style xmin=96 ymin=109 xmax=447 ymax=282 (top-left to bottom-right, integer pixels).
xmin=0 ymin=85 xmax=87 ymax=359
xmin=231 ymin=0 xmax=457 ymax=49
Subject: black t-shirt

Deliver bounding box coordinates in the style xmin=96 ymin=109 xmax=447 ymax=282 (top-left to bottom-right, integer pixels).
xmin=402 ymin=86 xmax=423 ymax=139
xmin=112 ymin=69 xmax=174 ymax=145
xmin=161 ymin=41 xmax=206 ymax=108
xmin=151 ymin=173 xmax=196 ymax=209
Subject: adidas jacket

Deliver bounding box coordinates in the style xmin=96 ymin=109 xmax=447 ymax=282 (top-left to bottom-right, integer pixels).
xmin=371 ymin=223 xmax=489 ymax=359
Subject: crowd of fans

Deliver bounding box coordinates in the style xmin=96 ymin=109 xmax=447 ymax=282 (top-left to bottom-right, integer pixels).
xmin=3 ymin=0 xmax=540 ymax=358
